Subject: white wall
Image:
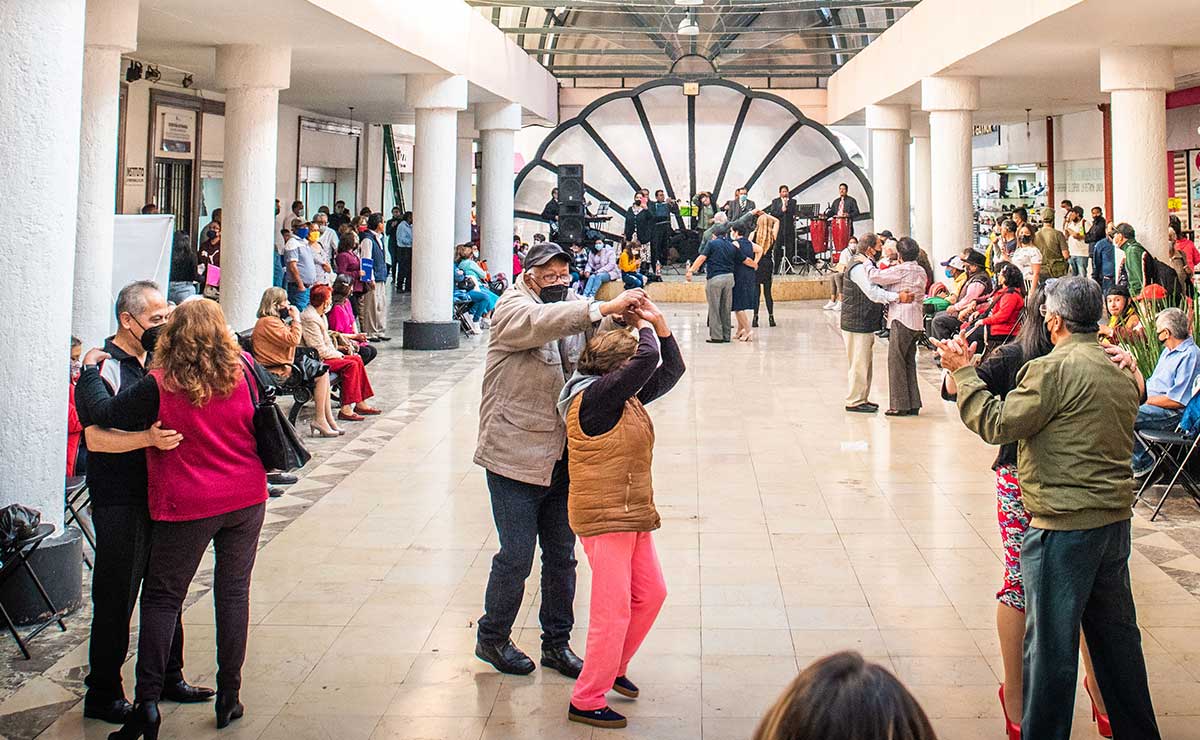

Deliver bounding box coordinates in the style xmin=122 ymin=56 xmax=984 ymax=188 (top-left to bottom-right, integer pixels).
xmin=1167 ymin=105 xmax=1200 ymax=152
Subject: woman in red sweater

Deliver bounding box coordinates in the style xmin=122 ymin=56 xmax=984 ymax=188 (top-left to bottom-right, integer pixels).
xmin=76 ymin=299 xmax=268 ymax=739
xmin=963 ymin=262 xmax=1026 ymax=356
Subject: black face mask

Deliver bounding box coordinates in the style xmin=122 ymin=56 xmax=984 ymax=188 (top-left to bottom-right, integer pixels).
xmin=1020 ymin=235 xmax=1033 ymax=245
xmin=140 ymin=324 xmax=163 ymax=354
xmin=539 ymin=285 xmax=570 ymax=303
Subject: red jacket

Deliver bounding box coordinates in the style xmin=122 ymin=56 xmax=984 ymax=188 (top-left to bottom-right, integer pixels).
xmin=980 ymin=289 xmax=1025 ymax=337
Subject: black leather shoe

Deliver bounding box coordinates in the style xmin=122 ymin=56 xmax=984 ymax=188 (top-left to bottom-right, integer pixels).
xmin=541 ymin=644 xmax=583 ymax=679
xmin=161 ymin=679 xmax=215 ymax=703
xmin=267 ymin=472 xmax=297 ymax=485
xmin=214 ymin=691 xmax=244 ymax=729
xmin=568 ymin=704 xmax=626 ymax=729
xmin=475 ymin=639 xmax=535 ymax=675
xmin=107 ymin=700 xmax=159 ymax=740
xmin=83 ymin=696 xmax=133 ymax=724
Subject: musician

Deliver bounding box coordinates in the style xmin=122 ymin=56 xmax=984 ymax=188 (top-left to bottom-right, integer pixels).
xmin=541 ymin=188 xmax=560 ymax=223
xmin=823 ymin=183 xmax=860 ymax=236
xmin=765 ymin=185 xmax=798 ymax=264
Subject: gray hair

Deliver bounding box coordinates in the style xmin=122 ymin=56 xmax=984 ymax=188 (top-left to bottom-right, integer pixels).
xmin=1156 ymin=307 xmax=1191 ymax=340
xmin=114 ymin=280 xmax=161 ymax=320
xmin=1044 ymin=276 xmax=1103 ymax=334
xmin=712 ymin=212 xmax=729 ymax=224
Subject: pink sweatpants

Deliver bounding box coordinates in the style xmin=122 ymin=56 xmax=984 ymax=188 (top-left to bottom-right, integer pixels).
xmin=571 ymin=531 xmax=668 ymax=711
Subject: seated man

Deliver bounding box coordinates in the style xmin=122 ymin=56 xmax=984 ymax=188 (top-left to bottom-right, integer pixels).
xmin=930 ymin=250 xmax=991 ymax=340
xmin=1133 ymin=307 xmax=1200 ymax=477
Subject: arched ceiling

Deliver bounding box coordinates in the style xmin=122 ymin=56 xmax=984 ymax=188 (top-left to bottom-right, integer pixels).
xmin=469 ymin=1 xmax=917 ymax=85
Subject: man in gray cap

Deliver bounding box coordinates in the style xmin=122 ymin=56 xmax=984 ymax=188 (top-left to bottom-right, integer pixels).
xmin=1034 ymin=206 xmax=1069 ymax=279
xmin=474 ymin=241 xmax=646 ymax=678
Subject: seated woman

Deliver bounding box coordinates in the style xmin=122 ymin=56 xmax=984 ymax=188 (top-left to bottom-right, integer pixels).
xmin=960 ymin=262 xmax=1025 ymax=355
xmin=454 ymin=267 xmax=492 ymax=335
xmin=251 ymin=287 xmax=341 ymax=438
xmin=1099 ymin=284 xmax=1142 ymax=345
xmin=300 ymin=284 xmax=380 ymax=422
xmin=619 ymin=241 xmax=646 ymax=289
xmin=454 ymin=244 xmax=500 ymax=326
xmin=327 ymin=276 xmax=378 ymax=365
xmin=583 ymin=240 xmax=620 ymax=299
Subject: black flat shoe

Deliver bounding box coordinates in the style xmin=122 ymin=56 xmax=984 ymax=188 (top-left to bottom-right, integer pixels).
xmin=613 ymin=675 xmax=639 ymax=699
xmin=107 ymin=701 xmax=159 ymax=740
xmin=475 ymin=639 xmax=535 ymax=675
xmin=214 ymin=691 xmax=244 ymax=729
xmin=884 ymin=409 xmax=905 ymax=417
xmin=845 ymin=404 xmax=878 ymax=414
xmin=705 ymin=339 xmax=729 ymax=344
xmin=752 ymin=317 xmax=759 ymax=328
xmin=161 ymin=679 xmax=215 ymax=703
xmin=541 ymin=644 xmax=584 ymax=679
xmin=84 ymin=696 xmax=133 ymax=724
xmin=568 ymin=704 xmax=627 ymax=729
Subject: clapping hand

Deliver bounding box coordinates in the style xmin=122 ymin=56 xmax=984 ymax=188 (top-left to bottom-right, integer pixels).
xmin=932 ymin=334 xmax=978 ymax=373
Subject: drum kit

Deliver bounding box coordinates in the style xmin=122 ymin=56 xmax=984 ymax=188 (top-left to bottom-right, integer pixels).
xmin=778 ymin=204 xmax=852 ymax=276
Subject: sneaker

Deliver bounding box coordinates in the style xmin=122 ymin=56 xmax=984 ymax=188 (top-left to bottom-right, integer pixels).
xmin=480 ymin=317 xmax=491 ymax=329
xmin=568 ymin=704 xmax=627 ymax=729
xmin=823 ymin=300 xmax=836 ymax=310
xmin=832 ymin=301 xmax=842 ymax=312
xmin=612 ymin=676 xmax=639 ymax=699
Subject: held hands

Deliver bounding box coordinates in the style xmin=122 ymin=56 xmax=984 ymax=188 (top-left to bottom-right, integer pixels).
xmin=896 ymin=290 xmax=916 ymax=304
xmin=601 ymin=288 xmax=648 ymax=317
xmin=932 ymin=334 xmax=978 ymax=373
xmin=145 ymin=421 xmax=183 ymax=451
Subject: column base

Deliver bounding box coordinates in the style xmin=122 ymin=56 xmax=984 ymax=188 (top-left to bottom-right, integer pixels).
xmin=403 ymin=321 xmax=461 ymax=350
xmin=0 ymin=528 xmax=83 ymax=625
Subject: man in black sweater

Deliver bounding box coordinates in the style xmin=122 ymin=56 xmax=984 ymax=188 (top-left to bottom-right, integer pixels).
xmin=75 ymin=281 xmax=214 ymax=723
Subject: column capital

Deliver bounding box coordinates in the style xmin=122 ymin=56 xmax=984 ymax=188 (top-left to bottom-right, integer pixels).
xmin=457 ymin=111 xmax=478 ymax=140
xmin=909 ymin=112 xmax=930 ymax=138
xmin=1101 ymin=46 xmax=1174 ymax=93
xmin=865 ymin=104 xmax=911 ymax=131
xmin=476 ymin=102 xmax=522 ymax=132
xmin=84 ymin=0 xmax=138 ymax=52
xmin=405 ymin=74 xmax=468 ymax=111
xmin=215 ymin=45 xmax=291 ymax=91
xmin=921 ymin=76 xmax=979 ymax=113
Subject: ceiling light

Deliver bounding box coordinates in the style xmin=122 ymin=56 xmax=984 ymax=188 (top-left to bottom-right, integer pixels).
xmin=181 ymin=74 xmax=193 ymax=89
xmin=125 ymin=60 xmax=142 ymax=83
xmin=677 ymin=15 xmax=699 ymax=36
xmin=675 ymin=0 xmax=704 ymax=5
xmin=145 ymin=65 xmax=161 ymax=83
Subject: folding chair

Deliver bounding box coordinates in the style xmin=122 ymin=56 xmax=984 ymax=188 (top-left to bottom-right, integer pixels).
xmin=0 ymin=524 xmax=68 ymax=659
xmin=64 ymin=476 xmax=94 ymax=569
xmin=1134 ymin=377 xmax=1200 ymax=521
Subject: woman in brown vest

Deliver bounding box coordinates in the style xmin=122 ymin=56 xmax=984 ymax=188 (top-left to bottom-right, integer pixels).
xmin=555 ymin=299 xmax=685 ymax=729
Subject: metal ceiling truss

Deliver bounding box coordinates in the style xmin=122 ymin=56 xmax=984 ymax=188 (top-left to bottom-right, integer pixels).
xmin=470 ymin=1 xmax=916 ymax=11
xmin=498 ymin=24 xmax=889 ymax=35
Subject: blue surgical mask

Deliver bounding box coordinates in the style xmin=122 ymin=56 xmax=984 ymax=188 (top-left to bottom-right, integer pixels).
xmin=944 ymin=269 xmax=954 ymax=278
xmin=295 ymin=227 xmax=310 ymax=239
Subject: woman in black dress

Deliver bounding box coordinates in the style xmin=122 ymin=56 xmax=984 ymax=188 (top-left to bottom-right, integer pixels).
xmin=730 ymin=222 xmax=759 ymax=341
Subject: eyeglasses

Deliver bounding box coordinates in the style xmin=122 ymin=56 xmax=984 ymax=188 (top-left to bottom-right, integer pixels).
xmin=533 ymin=271 xmax=571 ymax=287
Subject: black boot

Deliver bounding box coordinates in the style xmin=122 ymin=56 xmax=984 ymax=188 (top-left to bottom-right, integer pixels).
xmin=107 ymin=701 xmax=159 ymax=740
xmin=475 ymin=639 xmax=535 ymax=675
xmin=752 ymin=315 xmax=759 ymax=328
xmin=769 ymin=315 xmax=777 ymax=327
xmin=541 ymin=644 xmax=584 ymax=679
xmin=214 ymin=691 xmax=244 ymax=729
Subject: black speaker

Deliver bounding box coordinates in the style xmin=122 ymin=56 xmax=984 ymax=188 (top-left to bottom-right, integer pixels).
xmin=558 ymin=201 xmax=585 ymax=245
xmin=558 ymin=164 xmax=584 ymax=204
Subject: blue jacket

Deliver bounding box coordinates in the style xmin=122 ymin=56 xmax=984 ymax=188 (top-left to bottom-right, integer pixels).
xmin=361 ymin=231 xmax=387 ymax=281
xmin=1091 ymin=237 xmax=1115 ymax=281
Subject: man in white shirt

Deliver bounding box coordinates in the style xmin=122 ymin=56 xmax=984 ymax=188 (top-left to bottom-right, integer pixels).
xmin=314 ymin=212 xmax=339 ymax=284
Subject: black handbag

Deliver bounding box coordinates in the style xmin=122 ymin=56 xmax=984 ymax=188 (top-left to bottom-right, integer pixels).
xmin=240 ymin=356 xmax=311 ymax=472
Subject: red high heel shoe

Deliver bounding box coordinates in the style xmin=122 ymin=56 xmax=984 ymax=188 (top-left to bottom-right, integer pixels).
xmin=998 ymin=685 xmax=1021 ymax=740
xmin=1083 ymin=677 xmax=1113 ymax=738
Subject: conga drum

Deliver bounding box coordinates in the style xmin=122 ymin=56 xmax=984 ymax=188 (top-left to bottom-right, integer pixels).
xmin=810 ymin=217 xmax=829 ymax=256
xmin=831 ymin=215 xmax=852 ymax=250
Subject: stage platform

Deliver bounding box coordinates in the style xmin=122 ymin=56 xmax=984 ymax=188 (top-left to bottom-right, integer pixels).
xmin=595 ymin=270 xmax=833 ymax=302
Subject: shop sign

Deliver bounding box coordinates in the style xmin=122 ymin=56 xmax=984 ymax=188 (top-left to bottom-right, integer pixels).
xmin=160 ymin=110 xmax=193 ymax=154
xmin=972 ymin=124 xmax=1000 ymax=147
xmin=125 ymin=166 xmax=145 ymax=186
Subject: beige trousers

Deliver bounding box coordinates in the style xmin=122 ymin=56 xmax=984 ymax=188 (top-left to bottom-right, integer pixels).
xmin=360 ymin=282 xmax=382 ymax=336
xmin=843 ymin=330 xmax=875 ymax=406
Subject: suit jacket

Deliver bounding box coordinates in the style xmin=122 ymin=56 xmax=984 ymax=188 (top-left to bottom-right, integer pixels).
xmin=766 ymin=197 xmax=797 ymax=246
xmin=724 ymin=198 xmax=757 ymax=223
xmin=824 ymin=194 xmax=860 ymax=220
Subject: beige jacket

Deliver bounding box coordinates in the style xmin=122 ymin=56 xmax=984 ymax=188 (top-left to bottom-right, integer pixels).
xmin=474 ymin=277 xmax=601 ymax=486
xmin=299 ymin=306 xmax=342 ymax=361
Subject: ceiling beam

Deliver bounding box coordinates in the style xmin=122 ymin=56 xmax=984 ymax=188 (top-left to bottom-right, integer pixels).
xmin=528 ymin=45 xmax=867 ymax=55
xmin=618 ymin=4 xmax=679 ymax=61
xmin=501 ymin=25 xmax=889 ymax=35
xmin=707 ymin=5 xmax=766 ymax=61
xmin=546 ymin=64 xmax=842 ymax=72
xmin=471 ymin=0 xmax=916 ymax=9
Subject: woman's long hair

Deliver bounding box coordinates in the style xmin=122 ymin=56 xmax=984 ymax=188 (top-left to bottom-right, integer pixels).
xmin=753 ymin=652 xmax=937 ymax=740
xmin=151 ymin=299 xmax=242 ymax=407
xmin=256 ymin=287 xmax=287 ymax=319
xmin=454 ymin=243 xmax=475 ymax=263
xmin=1017 ymin=285 xmax=1053 ymax=362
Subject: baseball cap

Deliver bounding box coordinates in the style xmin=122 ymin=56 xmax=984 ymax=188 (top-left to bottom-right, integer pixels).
xmin=523 ymin=242 xmax=572 ymax=268
xmin=1041 ymin=207 xmax=1056 ymax=221
xmin=940 ymin=256 xmax=965 ymax=270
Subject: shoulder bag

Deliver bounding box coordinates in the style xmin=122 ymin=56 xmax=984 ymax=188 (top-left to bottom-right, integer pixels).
xmin=239 ymin=355 xmax=311 ymax=472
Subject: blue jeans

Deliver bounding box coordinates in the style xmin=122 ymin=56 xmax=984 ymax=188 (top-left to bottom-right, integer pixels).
xmin=1021 ymin=521 xmax=1160 ymax=740
xmin=478 ymin=458 xmax=576 ymax=648
xmin=622 ymin=271 xmax=646 ymax=289
xmin=583 ymin=272 xmax=612 ymax=298
xmin=287 ymin=285 xmax=311 ymax=312
xmin=1132 ymin=403 xmax=1183 ymax=473
xmin=1069 ymin=256 xmax=1089 ymax=277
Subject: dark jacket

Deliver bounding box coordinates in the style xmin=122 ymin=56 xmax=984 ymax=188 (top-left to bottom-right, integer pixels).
xmin=1085 ymin=216 xmax=1107 ymax=245
xmin=75 ymin=339 xmax=152 ymax=507
xmin=824 ymin=194 xmax=860 ymax=220
xmin=624 ymin=207 xmax=655 ymax=243
xmin=1091 ymin=237 xmax=1116 ymax=281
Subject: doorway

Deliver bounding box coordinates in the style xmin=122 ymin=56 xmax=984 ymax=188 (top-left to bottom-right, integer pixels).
xmin=154 ymin=158 xmax=193 ymax=233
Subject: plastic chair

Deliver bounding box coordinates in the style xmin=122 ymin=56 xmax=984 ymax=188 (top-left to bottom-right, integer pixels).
xmin=1134 ymin=376 xmax=1200 ymax=520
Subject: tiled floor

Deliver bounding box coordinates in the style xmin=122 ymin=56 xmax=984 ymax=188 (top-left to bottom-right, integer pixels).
xmin=12 ymin=299 xmax=1200 ymax=739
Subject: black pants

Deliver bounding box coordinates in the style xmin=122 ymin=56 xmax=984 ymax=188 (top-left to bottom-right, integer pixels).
xmin=86 ymin=505 xmax=185 ymax=702
xmin=930 ymin=310 xmax=962 ymax=340
xmin=135 ymin=503 xmax=265 ymax=703
xmin=356 ymin=343 xmax=378 ymax=366
xmin=1021 ymin=520 xmax=1160 ymax=740
xmin=755 ymin=260 xmax=774 ymax=319
xmin=651 ymin=222 xmax=670 ymax=269
xmin=394 ymin=249 xmax=412 ymax=292
xmin=478 ymin=458 xmax=576 ymax=648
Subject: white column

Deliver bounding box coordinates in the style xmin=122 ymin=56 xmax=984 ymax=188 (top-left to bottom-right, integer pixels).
xmin=1102 ymin=46 xmax=1173 ymax=262
xmin=866 ymin=104 xmax=911 ymax=237
xmin=910 ymin=114 xmax=933 ymax=253
xmin=214 ymin=45 xmax=291 ymax=330
xmin=477 ymin=102 xmax=522 ymax=278
xmin=73 ymin=0 xmax=138 ymax=348
xmin=404 ymin=75 xmax=468 ymax=349
xmin=455 ymin=111 xmax=476 ymax=245
xmin=0 ymin=0 xmax=87 ymax=530
xmin=922 ymin=76 xmax=979 ymax=271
